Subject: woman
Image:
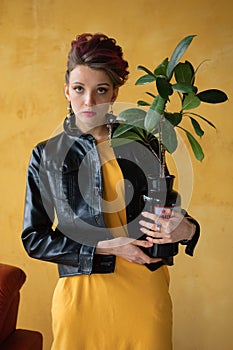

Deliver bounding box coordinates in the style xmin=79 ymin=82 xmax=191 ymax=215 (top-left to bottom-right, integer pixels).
xmin=22 ymin=33 xmax=199 ymax=350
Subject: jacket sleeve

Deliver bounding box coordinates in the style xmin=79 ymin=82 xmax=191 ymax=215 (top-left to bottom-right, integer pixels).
xmin=181 ymin=212 xmax=200 ymax=256
xmin=21 ymin=144 xmax=96 ymax=272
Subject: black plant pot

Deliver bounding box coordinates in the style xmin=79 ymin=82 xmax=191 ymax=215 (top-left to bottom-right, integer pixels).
xmin=141 ymin=175 xmax=181 ymax=265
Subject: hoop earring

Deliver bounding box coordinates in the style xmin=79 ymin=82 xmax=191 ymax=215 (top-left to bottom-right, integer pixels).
xmin=109 ymin=102 xmax=113 ymax=115
xmin=64 ymin=102 xmax=77 ymax=133
xmin=67 ymin=102 xmax=73 ymax=118
xmin=106 ymin=103 xmax=115 ymax=141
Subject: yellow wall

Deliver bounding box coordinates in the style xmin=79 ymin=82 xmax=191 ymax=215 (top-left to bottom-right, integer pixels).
xmin=0 ymin=1 xmax=232 ymax=349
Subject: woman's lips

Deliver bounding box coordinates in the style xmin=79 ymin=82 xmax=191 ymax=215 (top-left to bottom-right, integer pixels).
xmin=82 ymin=111 xmax=96 ymax=117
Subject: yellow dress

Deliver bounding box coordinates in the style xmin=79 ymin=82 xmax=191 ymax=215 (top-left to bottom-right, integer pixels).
xmin=51 ymin=140 xmax=172 ymax=350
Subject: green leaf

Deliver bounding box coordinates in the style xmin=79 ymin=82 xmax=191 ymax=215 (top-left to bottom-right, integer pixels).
xmin=116 ymin=108 xmax=146 ymax=128
xmin=137 ymin=65 xmax=155 ymax=76
xmin=111 ymin=123 xmax=134 ymax=138
xmin=174 ymin=61 xmax=195 ymax=84
xmin=189 ymin=117 xmax=204 ymax=137
xmin=135 ymin=74 xmax=156 ymax=85
xmin=144 ymin=108 xmax=161 ymax=132
xmin=161 ymin=120 xmax=178 ymax=153
xmin=156 ymin=77 xmax=173 ymax=99
xmin=154 ymin=57 xmax=169 ymax=77
xmin=178 ymin=126 xmax=204 ymax=161
xmin=110 ymin=131 xmax=142 ymax=147
xmin=184 ymin=112 xmax=216 ymax=129
xmin=137 ymin=100 xmax=151 ymax=106
xmin=164 ymin=112 xmax=182 ymax=126
xmin=150 ymin=95 xmax=167 ymax=115
xmin=146 ymin=92 xmax=156 ymax=98
xmin=172 ymin=83 xmax=196 ymax=93
xmin=111 ymin=126 xmax=153 ymax=147
xmin=134 ymin=127 xmax=150 ymax=141
xmin=182 ymin=92 xmax=200 ymax=110
xmin=197 ymin=89 xmax=228 ymax=104
xmin=166 ymin=35 xmax=196 ymax=79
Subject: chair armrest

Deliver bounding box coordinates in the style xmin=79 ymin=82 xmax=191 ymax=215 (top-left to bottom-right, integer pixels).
xmin=0 ymin=264 xmax=26 ymax=343
xmin=0 ymin=329 xmax=43 ymax=350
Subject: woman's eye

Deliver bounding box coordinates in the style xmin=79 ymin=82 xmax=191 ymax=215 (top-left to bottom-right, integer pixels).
xmin=74 ymin=86 xmax=84 ymax=93
xmin=97 ymin=87 xmax=108 ymax=94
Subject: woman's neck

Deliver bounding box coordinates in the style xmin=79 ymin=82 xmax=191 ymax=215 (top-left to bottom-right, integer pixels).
xmin=76 ymin=122 xmax=109 ymax=140
xmin=90 ymin=125 xmax=109 ymax=140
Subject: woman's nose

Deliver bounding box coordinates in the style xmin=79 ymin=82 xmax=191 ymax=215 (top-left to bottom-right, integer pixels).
xmin=84 ymin=92 xmax=95 ymax=106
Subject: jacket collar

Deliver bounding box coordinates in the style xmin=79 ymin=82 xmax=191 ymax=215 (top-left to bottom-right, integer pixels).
xmin=63 ymin=113 xmax=118 ymax=139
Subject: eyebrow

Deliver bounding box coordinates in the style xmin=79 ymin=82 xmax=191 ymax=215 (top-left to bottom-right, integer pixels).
xmin=70 ymin=81 xmax=111 ymax=86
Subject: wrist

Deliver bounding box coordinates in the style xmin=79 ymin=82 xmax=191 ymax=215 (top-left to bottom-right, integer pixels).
xmin=95 ymin=240 xmax=114 ymax=255
xmin=181 ymin=220 xmax=196 ymax=244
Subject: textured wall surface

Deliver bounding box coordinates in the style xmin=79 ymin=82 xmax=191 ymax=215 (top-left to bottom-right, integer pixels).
xmin=0 ymin=0 xmax=232 ymax=349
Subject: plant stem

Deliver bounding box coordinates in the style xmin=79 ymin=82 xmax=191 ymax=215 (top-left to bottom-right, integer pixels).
xmin=161 ymin=144 xmax=166 ymax=178
xmin=145 ymin=142 xmax=161 ymax=163
xmin=159 ymin=115 xmax=166 ymax=178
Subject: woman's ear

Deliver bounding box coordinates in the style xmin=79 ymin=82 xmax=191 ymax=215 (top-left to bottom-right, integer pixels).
xmin=64 ymin=84 xmax=70 ymax=101
xmin=111 ymin=87 xmax=119 ymax=102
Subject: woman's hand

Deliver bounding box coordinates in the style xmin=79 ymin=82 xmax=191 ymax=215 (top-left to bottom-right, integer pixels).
xmin=96 ymin=237 xmax=162 ymax=265
xmin=139 ymin=210 xmax=195 ymax=244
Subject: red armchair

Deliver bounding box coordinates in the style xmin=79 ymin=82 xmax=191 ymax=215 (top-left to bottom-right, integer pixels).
xmin=0 ymin=263 xmax=43 ymax=349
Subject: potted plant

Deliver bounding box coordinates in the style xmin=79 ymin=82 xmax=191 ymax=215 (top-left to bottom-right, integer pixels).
xmin=111 ymin=35 xmax=228 ymax=262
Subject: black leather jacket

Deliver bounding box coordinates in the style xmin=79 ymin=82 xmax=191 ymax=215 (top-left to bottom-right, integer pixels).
xmin=22 ymin=117 xmax=200 ymax=277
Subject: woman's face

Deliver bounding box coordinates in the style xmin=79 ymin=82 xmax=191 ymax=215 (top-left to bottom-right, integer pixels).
xmin=64 ymin=65 xmax=118 ymax=132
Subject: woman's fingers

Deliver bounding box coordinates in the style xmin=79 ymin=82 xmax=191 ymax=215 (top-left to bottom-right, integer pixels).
xmin=139 ymin=219 xmax=162 ymax=234
xmin=141 ymin=211 xmax=157 ymax=221
xmin=132 ymin=239 xmax=153 ymax=248
xmin=119 ymin=239 xmax=162 ymax=264
xmin=139 ymin=210 xmax=195 ymax=243
xmin=132 ymin=246 xmax=162 ymax=264
xmin=97 ymin=236 xmax=163 ymax=265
